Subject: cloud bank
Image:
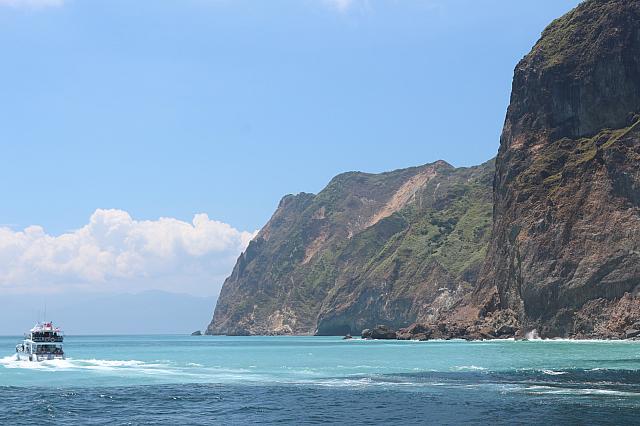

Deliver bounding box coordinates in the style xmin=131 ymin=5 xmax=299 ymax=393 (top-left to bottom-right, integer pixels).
xmin=0 ymin=209 xmax=257 ymax=296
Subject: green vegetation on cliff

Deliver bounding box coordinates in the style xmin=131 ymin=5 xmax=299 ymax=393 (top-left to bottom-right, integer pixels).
xmin=208 ymin=160 xmax=494 ymax=336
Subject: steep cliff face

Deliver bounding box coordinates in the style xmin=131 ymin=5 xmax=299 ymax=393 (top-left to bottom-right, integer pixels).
xmin=208 ymin=160 xmax=493 ymax=335
xmin=480 ymin=0 xmax=640 ymax=337
xmin=209 ymin=0 xmax=640 ymax=339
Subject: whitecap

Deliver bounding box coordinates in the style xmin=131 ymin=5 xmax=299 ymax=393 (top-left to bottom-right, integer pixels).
xmin=542 ymin=370 xmax=568 ymax=376
xmin=525 ymin=385 xmax=640 ymax=397
xmin=453 ymin=365 xmax=487 ymax=371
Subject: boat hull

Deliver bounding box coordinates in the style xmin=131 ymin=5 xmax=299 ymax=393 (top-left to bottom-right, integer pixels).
xmin=16 ymin=352 xmax=65 ymax=362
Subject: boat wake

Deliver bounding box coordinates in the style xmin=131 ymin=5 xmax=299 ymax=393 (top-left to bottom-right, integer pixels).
xmin=0 ymin=355 xmax=168 ymax=373
xmin=0 ymin=356 xmax=269 ymax=383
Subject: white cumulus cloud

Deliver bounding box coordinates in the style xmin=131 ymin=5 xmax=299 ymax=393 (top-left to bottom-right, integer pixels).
xmin=0 ymin=209 xmax=257 ymax=296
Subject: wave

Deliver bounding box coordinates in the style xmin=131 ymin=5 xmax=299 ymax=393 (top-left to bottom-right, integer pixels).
xmin=523 ymin=385 xmax=640 ymax=398
xmin=542 ymin=370 xmax=568 ymax=376
xmin=453 ymin=365 xmax=487 ymax=371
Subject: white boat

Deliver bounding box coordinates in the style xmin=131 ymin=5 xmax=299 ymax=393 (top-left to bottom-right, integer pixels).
xmin=16 ymin=322 xmax=65 ymax=362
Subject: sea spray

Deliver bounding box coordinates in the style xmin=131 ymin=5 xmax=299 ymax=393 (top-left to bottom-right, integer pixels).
xmin=525 ymin=329 xmax=540 ymax=340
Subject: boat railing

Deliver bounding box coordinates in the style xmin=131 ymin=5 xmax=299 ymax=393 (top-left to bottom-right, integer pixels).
xmin=35 ymin=348 xmax=64 ymax=355
xmin=28 ymin=335 xmax=64 ymax=343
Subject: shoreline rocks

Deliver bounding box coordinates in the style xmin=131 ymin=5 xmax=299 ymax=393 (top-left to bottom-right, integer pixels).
xmin=365 ymin=311 xmax=524 ymax=342
xmin=361 ymin=325 xmax=397 ymax=340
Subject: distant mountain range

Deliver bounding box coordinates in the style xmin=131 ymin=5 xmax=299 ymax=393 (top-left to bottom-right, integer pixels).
xmin=208 ymin=0 xmax=640 ymax=340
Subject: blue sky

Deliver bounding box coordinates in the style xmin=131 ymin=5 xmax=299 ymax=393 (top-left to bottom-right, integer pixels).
xmin=0 ymin=0 xmax=580 ymax=299
xmin=0 ymin=0 xmax=580 ymax=234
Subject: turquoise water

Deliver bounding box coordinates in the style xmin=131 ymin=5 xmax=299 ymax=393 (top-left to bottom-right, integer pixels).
xmin=2 ymin=335 xmax=640 ymax=424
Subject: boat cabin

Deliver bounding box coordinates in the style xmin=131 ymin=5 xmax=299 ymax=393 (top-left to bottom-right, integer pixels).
xmin=16 ymin=322 xmax=65 ymax=362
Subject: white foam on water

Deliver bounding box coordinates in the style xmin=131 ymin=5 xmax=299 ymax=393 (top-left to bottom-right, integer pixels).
xmin=524 ymin=385 xmax=640 ymax=397
xmin=0 ymin=355 xmax=171 ymax=374
xmin=542 ymin=370 xmax=568 ymax=376
xmin=301 ymin=377 xmax=377 ymax=388
xmin=525 ymin=330 xmax=541 ymax=340
xmin=336 ymin=364 xmax=387 ymax=369
xmin=76 ymin=359 xmax=152 ymax=368
xmin=0 ymin=355 xmax=82 ymax=371
xmin=453 ymin=365 xmax=487 ymax=371
xmin=518 ymin=337 xmax=640 ymax=344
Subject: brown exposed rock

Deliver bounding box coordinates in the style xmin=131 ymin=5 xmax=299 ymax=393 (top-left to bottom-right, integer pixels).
xmin=395 ymin=309 xmax=521 ymax=341
xmin=396 ymin=323 xmax=433 ymax=341
xmin=570 ymin=293 xmax=640 ymax=339
xmin=474 ymin=0 xmax=640 ymax=338
xmin=361 ymin=325 xmax=397 ymax=340
xmin=626 ymin=329 xmax=640 ymax=339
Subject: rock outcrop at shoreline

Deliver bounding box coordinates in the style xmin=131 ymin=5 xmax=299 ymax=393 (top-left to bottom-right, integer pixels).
xmin=395 ymin=310 xmax=521 ymax=341
xmin=361 ymin=325 xmax=397 ymax=340
xmin=208 ymin=0 xmax=640 ymax=340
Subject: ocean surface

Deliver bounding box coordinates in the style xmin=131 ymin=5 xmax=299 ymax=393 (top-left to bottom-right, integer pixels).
xmin=1 ymin=335 xmax=640 ymax=425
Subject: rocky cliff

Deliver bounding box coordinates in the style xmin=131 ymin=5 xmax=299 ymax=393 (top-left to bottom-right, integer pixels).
xmin=477 ymin=0 xmax=640 ymax=338
xmin=208 ymin=160 xmax=493 ymax=335
xmin=208 ymin=0 xmax=640 ymax=339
